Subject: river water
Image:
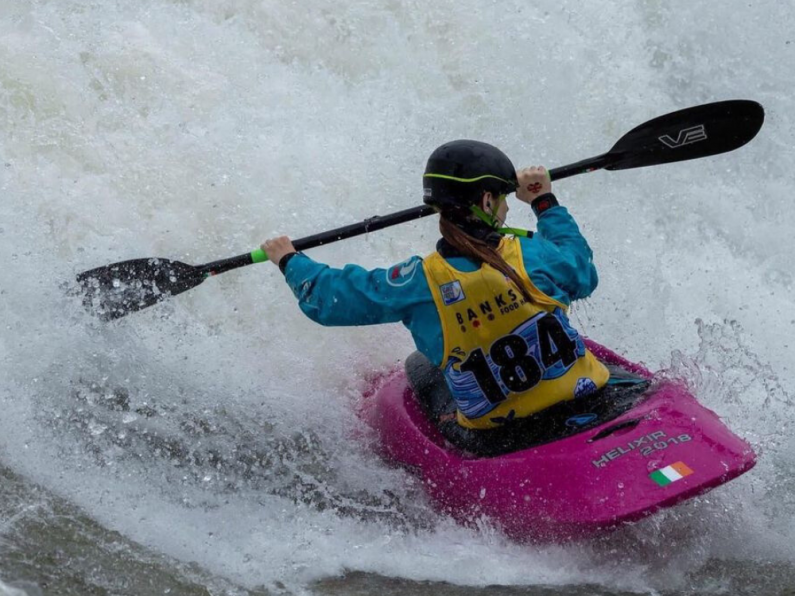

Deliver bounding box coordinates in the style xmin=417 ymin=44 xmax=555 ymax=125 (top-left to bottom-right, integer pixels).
xmin=1 ymin=1 xmax=794 ymax=594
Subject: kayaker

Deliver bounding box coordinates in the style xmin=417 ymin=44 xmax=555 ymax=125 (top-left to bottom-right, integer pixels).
xmin=262 ymin=140 xmax=610 ymax=440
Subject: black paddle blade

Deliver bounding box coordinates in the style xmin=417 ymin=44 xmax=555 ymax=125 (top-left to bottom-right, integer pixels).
xmin=606 ymin=100 xmax=764 ymax=171
xmin=76 ymin=258 xmax=205 ymax=321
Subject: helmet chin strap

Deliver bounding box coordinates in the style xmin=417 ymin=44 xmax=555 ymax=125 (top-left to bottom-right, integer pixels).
xmin=469 ymin=204 xmax=531 ymax=238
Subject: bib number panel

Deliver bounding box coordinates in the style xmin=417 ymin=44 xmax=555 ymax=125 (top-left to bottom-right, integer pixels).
xmin=445 ymin=310 xmax=585 ymax=419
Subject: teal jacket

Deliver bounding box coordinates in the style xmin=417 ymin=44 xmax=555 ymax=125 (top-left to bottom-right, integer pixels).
xmin=282 ymin=203 xmax=597 ymax=367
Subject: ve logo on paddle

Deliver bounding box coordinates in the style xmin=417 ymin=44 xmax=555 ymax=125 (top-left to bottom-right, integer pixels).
xmin=659 ymin=124 xmax=708 ymax=149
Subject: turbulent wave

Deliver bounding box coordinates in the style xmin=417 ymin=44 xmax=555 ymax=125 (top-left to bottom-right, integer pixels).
xmin=47 ymin=375 xmax=432 ymax=529
xmin=1 ymin=0 xmax=794 ymax=594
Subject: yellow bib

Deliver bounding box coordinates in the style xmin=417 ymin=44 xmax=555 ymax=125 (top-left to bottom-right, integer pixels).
xmin=423 ymin=237 xmax=609 ymax=429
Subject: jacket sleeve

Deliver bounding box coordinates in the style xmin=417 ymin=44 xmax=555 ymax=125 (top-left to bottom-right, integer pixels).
xmin=281 ymin=253 xmax=427 ymax=326
xmin=529 ymin=204 xmax=599 ymax=301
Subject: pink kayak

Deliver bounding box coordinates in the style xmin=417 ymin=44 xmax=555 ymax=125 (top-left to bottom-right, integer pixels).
xmin=361 ymin=340 xmax=756 ymax=542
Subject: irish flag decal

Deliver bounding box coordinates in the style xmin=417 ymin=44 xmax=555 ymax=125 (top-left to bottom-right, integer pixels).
xmin=649 ymin=461 xmax=694 ymax=487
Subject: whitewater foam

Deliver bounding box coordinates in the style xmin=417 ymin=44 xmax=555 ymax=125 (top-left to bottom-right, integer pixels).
xmin=1 ymin=0 xmax=794 ymax=593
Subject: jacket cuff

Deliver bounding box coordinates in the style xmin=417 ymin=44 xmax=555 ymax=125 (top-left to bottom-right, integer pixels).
xmin=531 ymin=193 xmax=559 ymax=217
xmin=278 ymin=251 xmax=299 ymax=275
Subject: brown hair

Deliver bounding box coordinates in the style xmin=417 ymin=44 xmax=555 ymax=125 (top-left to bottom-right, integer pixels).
xmin=439 ymin=216 xmax=535 ymax=303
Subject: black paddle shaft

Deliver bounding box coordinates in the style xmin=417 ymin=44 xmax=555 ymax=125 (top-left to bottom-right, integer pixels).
xmin=77 ymin=99 xmax=764 ymax=321
xmin=199 ymin=153 xmax=608 ymax=278
xmin=200 ymin=203 xmax=440 ymax=277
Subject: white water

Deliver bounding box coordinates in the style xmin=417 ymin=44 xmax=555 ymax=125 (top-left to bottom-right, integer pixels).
xmin=1 ymin=0 xmax=794 ymax=593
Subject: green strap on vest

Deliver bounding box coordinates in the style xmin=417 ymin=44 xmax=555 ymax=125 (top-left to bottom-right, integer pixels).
xmin=469 ymin=205 xmax=531 ymax=238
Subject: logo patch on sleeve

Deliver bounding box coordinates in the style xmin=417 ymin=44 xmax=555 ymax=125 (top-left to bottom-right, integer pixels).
xmin=440 ymin=280 xmax=465 ymax=305
xmin=386 ymin=258 xmax=420 ymax=287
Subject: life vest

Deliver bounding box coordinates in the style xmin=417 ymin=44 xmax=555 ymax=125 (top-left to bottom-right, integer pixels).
xmin=422 ymin=237 xmax=609 ymax=429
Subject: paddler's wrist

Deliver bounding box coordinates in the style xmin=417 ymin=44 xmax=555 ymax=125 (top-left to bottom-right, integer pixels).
xmin=278 ymin=251 xmax=300 ymax=275
xmin=531 ymin=193 xmax=559 ymax=217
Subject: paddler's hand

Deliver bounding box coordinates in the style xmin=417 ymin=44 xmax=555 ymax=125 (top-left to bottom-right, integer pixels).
xmin=516 ymin=166 xmax=552 ymax=204
xmin=261 ymin=236 xmax=296 ymax=268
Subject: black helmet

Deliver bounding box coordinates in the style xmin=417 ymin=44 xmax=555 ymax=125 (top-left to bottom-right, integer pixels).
xmin=423 ymin=140 xmax=517 ymax=212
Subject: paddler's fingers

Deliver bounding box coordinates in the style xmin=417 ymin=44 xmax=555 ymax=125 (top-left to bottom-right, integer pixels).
xmin=261 ymin=236 xmax=297 ymax=268
xmin=516 ymin=166 xmax=552 ymax=204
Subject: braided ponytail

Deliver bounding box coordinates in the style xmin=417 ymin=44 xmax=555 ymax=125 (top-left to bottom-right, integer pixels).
xmin=439 ymin=217 xmax=534 ymax=304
